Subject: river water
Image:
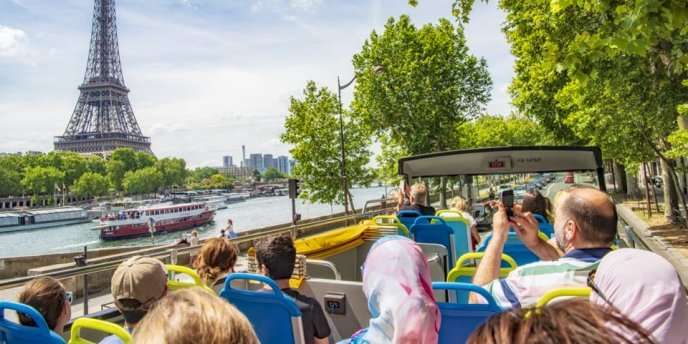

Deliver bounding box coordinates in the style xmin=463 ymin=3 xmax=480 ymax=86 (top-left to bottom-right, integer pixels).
xmin=0 ymin=187 xmax=389 ymax=258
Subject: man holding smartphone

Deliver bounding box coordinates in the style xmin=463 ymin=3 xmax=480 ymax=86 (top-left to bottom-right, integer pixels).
xmin=471 ymin=187 xmax=616 ymax=308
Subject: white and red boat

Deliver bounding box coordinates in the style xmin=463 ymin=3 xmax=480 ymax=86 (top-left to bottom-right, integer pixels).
xmin=97 ymin=202 xmax=214 ymax=240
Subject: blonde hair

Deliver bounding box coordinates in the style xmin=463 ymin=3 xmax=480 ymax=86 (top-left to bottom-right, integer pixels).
xmin=410 ymin=183 xmax=428 ymax=205
xmin=194 ymin=238 xmax=237 ymax=287
xmin=132 ymin=288 xmax=258 ymax=344
xmin=17 ymin=277 xmax=66 ymax=331
xmin=449 ymin=196 xmax=468 ymax=212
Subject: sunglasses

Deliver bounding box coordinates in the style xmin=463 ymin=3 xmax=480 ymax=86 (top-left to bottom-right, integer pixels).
xmin=64 ymin=291 xmax=73 ymax=305
xmin=587 ymin=270 xmax=614 ymax=308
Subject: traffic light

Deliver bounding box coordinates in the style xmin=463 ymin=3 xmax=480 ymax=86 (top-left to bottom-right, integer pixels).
xmin=288 ymin=178 xmax=301 ymax=199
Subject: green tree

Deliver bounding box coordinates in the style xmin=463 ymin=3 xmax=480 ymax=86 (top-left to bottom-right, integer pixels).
xmin=0 ymin=168 xmax=21 ymax=197
xmin=107 ymin=160 xmax=128 ymax=191
xmin=109 ymin=148 xmax=138 ymax=172
xmin=85 ymin=156 xmax=107 ymax=175
xmin=155 ymin=157 xmax=188 ymax=188
xmin=21 ymin=166 xmax=64 ymax=204
xmin=353 ymin=15 xmax=492 ymax=155
xmin=281 ymin=81 xmax=374 ymax=210
xmin=135 ymin=151 xmax=157 ymax=170
xmin=252 ymin=169 xmax=262 ymax=182
xmin=192 ymin=167 xmax=219 ymax=181
xmin=209 ymin=174 xmax=230 ymax=189
xmin=263 ymin=167 xmax=284 ymax=181
xmin=72 ymin=172 xmax=110 ymax=198
xmin=458 ymin=114 xmax=550 ymax=149
xmin=122 ymin=167 xmax=163 ymax=196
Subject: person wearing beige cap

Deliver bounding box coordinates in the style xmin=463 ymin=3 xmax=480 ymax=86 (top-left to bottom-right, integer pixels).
xmin=100 ymin=256 xmax=168 ymax=344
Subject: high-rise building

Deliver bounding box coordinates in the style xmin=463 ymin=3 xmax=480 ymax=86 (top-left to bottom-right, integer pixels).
xmin=263 ymin=154 xmax=273 ymax=171
xmin=249 ymin=154 xmax=263 ymax=171
xmin=241 ymin=145 xmax=246 ymax=168
xmin=276 ymin=156 xmax=290 ymax=175
xmin=222 ymin=156 xmax=233 ymax=167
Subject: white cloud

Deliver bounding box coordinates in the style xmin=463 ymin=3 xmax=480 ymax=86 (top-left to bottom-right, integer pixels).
xmin=0 ymin=25 xmax=28 ymax=57
xmin=290 ymin=0 xmax=324 ymax=12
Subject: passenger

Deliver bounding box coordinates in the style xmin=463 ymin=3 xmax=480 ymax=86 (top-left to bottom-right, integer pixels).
xmin=255 ymin=236 xmax=331 ymax=344
xmin=467 ymin=299 xmax=655 ymax=344
xmin=189 ymin=230 xmax=199 ymax=246
xmin=17 ymin=277 xmax=72 ymax=337
xmin=398 ymin=183 xmax=436 ymax=216
xmin=520 ymin=189 xmax=551 ymax=222
xmin=472 ymin=188 xmax=616 ymax=307
xmin=448 ymin=196 xmax=482 ymax=249
xmin=132 ymin=287 xmax=259 ymax=344
xmin=219 ymin=229 xmax=226 ymax=238
xmin=589 ymin=248 xmax=688 ymax=343
xmin=100 ymin=256 xmax=168 ymax=344
xmin=342 ymin=236 xmax=440 ymax=343
xmin=194 ymin=237 xmax=237 ymax=288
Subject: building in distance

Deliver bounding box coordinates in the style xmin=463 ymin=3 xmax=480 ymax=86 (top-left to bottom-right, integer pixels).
xmin=223 ymin=155 xmax=233 ymax=167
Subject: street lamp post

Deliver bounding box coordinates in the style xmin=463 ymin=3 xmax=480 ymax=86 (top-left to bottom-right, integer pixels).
xmin=337 ymin=66 xmax=384 ymax=215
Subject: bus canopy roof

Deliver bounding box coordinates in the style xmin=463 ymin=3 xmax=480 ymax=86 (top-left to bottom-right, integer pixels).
xmin=398 ymin=146 xmax=603 ymax=178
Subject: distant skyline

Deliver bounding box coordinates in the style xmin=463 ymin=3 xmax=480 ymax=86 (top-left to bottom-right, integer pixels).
xmin=0 ymin=0 xmax=514 ymax=168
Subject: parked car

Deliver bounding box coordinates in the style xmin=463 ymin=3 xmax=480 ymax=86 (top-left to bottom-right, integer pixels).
xmin=514 ymin=185 xmax=527 ymax=198
xmin=654 ymin=176 xmax=663 ymax=188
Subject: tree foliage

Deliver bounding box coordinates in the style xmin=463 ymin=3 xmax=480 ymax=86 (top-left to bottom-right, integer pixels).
xmin=281 ymin=81 xmax=374 ymax=207
xmin=21 ymin=166 xmax=64 ymax=203
xmin=72 ymin=172 xmax=110 ymax=198
xmin=353 ymin=15 xmax=492 ymax=155
xmin=155 ymin=157 xmax=188 ymax=188
xmin=263 ymin=167 xmax=284 ymax=181
xmin=458 ymin=114 xmax=551 ymax=148
xmin=122 ymin=167 xmax=163 ymax=195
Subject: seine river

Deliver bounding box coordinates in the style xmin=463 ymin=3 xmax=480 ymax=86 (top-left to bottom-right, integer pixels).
xmin=0 ymin=187 xmax=389 ymax=258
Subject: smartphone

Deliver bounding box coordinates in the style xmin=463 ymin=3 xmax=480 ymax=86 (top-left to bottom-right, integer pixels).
xmin=500 ymin=189 xmax=514 ymax=217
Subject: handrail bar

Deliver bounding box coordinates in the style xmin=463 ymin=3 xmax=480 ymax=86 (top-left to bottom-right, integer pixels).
xmin=305 ymin=259 xmax=341 ymax=280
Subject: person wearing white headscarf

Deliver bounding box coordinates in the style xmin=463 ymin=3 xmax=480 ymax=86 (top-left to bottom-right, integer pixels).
xmin=590 ymin=248 xmax=688 ymax=344
xmin=341 ymin=236 xmax=441 ymax=344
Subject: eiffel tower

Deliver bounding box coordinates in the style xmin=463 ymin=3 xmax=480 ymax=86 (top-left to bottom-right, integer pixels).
xmin=54 ymin=0 xmax=152 ymax=157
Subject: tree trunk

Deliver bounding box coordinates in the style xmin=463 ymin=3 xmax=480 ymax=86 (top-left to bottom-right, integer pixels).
xmin=347 ymin=188 xmax=356 ymax=212
xmin=626 ymin=172 xmax=641 ymax=199
xmin=642 ymin=163 xmax=652 ymax=217
xmin=439 ymin=177 xmax=447 ymax=209
xmin=614 ymin=162 xmax=628 ymax=194
xmin=610 ymin=160 xmax=617 ymax=193
xmin=661 ymin=158 xmax=679 ymax=222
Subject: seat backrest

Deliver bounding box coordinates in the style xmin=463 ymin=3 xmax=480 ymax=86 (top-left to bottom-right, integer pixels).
xmin=165 ymin=264 xmax=215 ymax=293
xmin=410 ymin=216 xmax=455 ymax=269
xmin=219 ymin=273 xmax=305 ymax=344
xmin=532 ymin=214 xmax=554 ymax=238
xmin=0 ymin=301 xmax=66 ymax=344
xmin=535 ymin=287 xmax=591 ymax=308
xmin=68 ymin=318 xmax=131 ymax=344
xmin=396 ymin=210 xmax=422 ymax=233
xmin=436 ymin=210 xmax=472 ymax=257
xmin=432 ymin=282 xmax=502 ymax=344
xmin=371 ymin=215 xmax=409 ymax=236
xmin=446 ymin=253 xmax=518 ymax=303
xmin=477 ymin=231 xmax=544 ymax=266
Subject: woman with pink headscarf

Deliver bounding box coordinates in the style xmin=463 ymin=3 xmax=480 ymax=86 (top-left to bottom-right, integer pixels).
xmin=341 ymin=236 xmax=441 ymax=344
xmin=590 ymin=248 xmax=688 ymax=344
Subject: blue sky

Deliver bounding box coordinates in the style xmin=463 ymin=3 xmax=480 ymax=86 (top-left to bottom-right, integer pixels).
xmin=0 ymin=0 xmax=513 ymax=167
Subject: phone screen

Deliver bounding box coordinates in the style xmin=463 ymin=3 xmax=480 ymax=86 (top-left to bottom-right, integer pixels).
xmin=500 ymin=190 xmax=514 ymax=207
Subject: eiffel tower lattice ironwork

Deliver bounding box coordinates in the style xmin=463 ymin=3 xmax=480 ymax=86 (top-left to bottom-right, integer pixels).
xmin=54 ymin=0 xmax=152 ymax=156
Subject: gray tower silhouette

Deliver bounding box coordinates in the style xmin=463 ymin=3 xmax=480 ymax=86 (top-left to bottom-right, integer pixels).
xmin=54 ymin=0 xmax=152 ymax=156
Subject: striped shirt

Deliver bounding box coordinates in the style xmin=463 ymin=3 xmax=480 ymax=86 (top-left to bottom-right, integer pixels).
xmin=481 ymin=248 xmax=612 ymax=308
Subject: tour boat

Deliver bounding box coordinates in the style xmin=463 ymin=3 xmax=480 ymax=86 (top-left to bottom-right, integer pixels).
xmin=97 ymin=202 xmax=215 ymax=240
xmin=0 ymin=207 xmax=90 ymax=234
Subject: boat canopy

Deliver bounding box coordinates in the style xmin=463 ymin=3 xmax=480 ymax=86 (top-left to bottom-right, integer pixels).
xmin=398 ymin=146 xmax=605 ymax=189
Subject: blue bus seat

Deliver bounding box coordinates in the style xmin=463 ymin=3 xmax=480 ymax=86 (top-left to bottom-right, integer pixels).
xmin=432 ymin=282 xmax=502 ymax=344
xmin=477 ymin=231 xmax=542 ymax=266
xmin=0 ymin=301 xmax=66 ymax=344
xmin=446 ymin=253 xmax=518 ymax=303
xmin=410 ymin=216 xmax=455 ymax=270
xmin=436 ymin=210 xmax=473 ymax=258
xmin=532 ymin=214 xmax=554 ymax=238
xmin=396 ymin=210 xmax=422 ymax=234
xmin=219 ymin=273 xmax=305 ymax=344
